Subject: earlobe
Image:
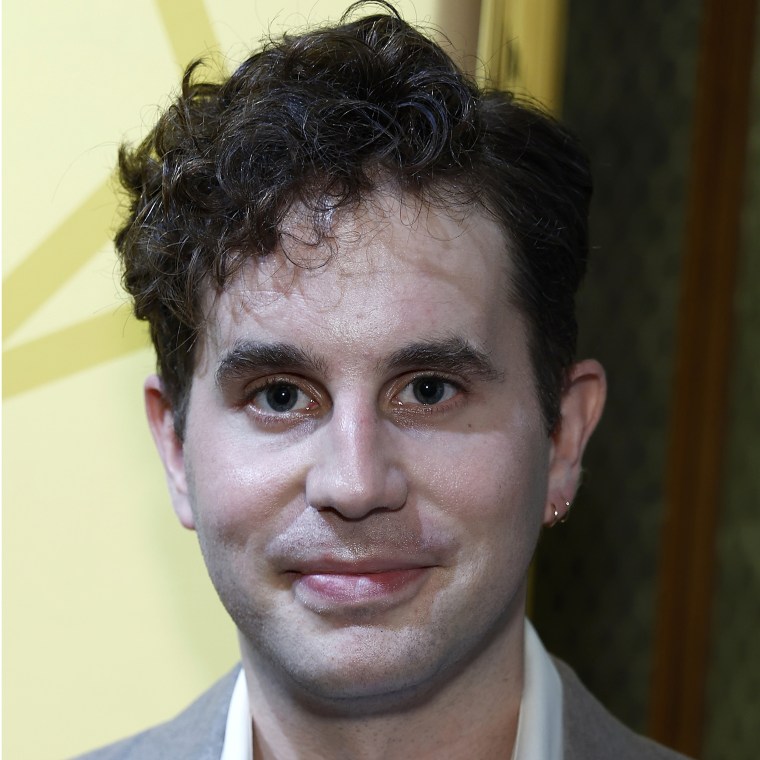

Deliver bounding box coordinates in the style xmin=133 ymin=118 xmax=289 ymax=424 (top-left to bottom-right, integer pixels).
xmin=144 ymin=375 xmax=196 ymax=530
xmin=543 ymin=359 xmax=606 ymax=526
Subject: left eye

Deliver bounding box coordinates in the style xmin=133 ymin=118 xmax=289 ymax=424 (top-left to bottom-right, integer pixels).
xmin=395 ymin=377 xmax=458 ymax=406
xmin=251 ymin=382 xmax=316 ymax=414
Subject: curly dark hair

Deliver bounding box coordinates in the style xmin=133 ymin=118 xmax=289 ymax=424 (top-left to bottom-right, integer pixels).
xmin=116 ymin=1 xmax=592 ymax=437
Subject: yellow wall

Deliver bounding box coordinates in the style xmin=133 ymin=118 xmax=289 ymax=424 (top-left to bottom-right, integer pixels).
xmin=3 ymin=2 xmax=452 ymax=758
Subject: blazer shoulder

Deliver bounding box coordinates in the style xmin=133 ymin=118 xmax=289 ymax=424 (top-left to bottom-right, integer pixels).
xmin=555 ymin=659 xmax=693 ymax=760
xmin=72 ymin=667 xmax=240 ymax=760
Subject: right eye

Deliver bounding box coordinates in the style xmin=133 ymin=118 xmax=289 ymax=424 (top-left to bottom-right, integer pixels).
xmin=248 ymin=379 xmax=320 ymax=416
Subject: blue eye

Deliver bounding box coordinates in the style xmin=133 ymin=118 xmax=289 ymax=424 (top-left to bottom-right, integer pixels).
xmin=250 ymin=381 xmax=317 ymax=414
xmin=412 ymin=378 xmax=446 ymax=404
xmin=396 ymin=376 xmax=458 ymax=406
xmin=265 ymin=383 xmax=300 ymax=412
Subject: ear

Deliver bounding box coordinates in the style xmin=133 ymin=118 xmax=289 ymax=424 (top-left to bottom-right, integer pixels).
xmin=144 ymin=374 xmax=196 ymax=530
xmin=543 ymin=360 xmax=606 ymax=526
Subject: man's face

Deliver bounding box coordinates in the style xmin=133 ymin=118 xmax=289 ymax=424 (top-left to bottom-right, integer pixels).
xmin=149 ymin=196 xmax=587 ymax=710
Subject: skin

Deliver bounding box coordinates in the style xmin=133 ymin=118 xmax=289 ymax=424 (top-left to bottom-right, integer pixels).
xmin=146 ymin=195 xmax=606 ymax=760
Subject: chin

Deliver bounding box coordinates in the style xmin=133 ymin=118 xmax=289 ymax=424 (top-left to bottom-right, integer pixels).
xmin=278 ymin=656 xmax=451 ymax=716
xmin=242 ymin=611 xmax=513 ymax=716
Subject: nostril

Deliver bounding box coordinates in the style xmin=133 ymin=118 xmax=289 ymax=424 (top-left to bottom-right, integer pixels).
xmin=305 ymin=458 xmax=407 ymax=519
xmin=313 ymin=502 xmax=405 ymax=521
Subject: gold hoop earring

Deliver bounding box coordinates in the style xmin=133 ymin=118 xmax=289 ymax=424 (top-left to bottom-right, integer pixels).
xmin=550 ymin=500 xmax=572 ymax=527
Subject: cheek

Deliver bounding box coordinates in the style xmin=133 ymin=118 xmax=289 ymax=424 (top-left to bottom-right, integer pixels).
xmin=185 ymin=430 xmax=309 ymax=547
xmin=409 ymin=427 xmax=550 ymax=517
xmin=406 ymin=425 xmax=549 ymax=577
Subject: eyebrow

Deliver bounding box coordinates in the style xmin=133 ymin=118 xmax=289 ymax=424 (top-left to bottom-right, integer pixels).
xmin=215 ymin=341 xmax=327 ymax=389
xmin=215 ymin=335 xmax=503 ymax=389
xmin=383 ymin=336 xmax=503 ymax=382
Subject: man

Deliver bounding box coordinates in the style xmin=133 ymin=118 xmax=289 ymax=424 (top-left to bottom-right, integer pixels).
xmin=82 ymin=3 xmax=690 ymax=758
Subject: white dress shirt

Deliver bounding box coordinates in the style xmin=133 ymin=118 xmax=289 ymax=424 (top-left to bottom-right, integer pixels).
xmin=220 ymin=620 xmax=563 ymax=760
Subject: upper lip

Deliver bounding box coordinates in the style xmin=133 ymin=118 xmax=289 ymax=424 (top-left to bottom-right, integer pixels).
xmin=288 ymin=557 xmax=435 ymax=575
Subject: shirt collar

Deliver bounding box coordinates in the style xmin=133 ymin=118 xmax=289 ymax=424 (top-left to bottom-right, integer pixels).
xmin=512 ymin=620 xmax=564 ymax=760
xmin=220 ymin=620 xmax=563 ymax=760
xmin=219 ymin=668 xmax=252 ymax=760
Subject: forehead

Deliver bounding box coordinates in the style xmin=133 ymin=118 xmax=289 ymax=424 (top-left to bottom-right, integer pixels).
xmin=199 ymin=197 xmax=514 ymax=365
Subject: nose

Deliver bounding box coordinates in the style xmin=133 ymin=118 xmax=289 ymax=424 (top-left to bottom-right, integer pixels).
xmin=305 ymin=403 xmax=408 ymax=519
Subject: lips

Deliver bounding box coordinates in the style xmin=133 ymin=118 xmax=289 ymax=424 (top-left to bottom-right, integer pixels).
xmin=288 ymin=559 xmax=434 ymax=611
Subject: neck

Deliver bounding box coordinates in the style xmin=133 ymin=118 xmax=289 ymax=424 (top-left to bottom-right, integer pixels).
xmin=241 ymin=615 xmax=526 ymax=760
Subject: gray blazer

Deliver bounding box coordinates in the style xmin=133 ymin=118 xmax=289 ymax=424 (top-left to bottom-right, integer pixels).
xmin=76 ymin=662 xmax=691 ymax=759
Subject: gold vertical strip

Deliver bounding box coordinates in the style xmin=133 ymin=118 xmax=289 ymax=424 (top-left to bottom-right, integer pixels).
xmin=477 ymin=0 xmax=568 ymax=114
xmin=477 ymin=0 xmax=508 ymax=87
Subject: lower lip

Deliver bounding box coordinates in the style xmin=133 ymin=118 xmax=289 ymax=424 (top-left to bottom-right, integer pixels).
xmin=293 ymin=568 xmax=429 ymax=609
